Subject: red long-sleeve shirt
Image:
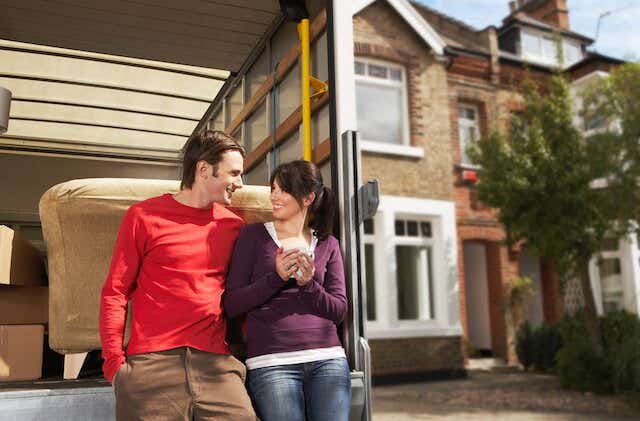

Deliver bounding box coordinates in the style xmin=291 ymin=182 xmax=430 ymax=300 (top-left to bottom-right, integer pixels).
xmin=99 ymin=194 xmax=243 ymax=382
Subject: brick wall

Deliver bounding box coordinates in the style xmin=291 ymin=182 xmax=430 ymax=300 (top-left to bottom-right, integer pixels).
xmin=354 ymin=1 xmax=461 ymax=378
xmin=355 ymin=0 xmax=564 ymax=370
xmin=449 ymin=72 xmax=557 ymax=362
xmin=354 ymin=1 xmax=454 ymax=201
xmin=370 ymin=337 xmax=464 ymax=376
xmin=518 ymin=0 xmax=569 ymax=30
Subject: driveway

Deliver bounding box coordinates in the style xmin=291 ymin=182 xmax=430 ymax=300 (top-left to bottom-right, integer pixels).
xmin=372 ymin=370 xmax=639 ymax=420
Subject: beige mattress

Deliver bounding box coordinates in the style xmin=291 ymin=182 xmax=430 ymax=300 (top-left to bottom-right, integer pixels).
xmin=39 ymin=178 xmax=272 ymax=354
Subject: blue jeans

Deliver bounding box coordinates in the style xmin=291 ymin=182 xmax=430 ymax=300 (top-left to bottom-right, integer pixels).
xmin=247 ymin=357 xmax=351 ymax=421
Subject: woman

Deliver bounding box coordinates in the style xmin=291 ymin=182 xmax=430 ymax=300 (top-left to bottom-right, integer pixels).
xmin=223 ymin=160 xmax=351 ymax=421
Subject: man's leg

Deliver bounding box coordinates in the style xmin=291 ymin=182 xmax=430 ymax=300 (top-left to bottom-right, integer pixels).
xmin=188 ymin=349 xmax=256 ymax=421
xmin=114 ymin=348 xmax=191 ymax=421
xmin=304 ymin=358 xmax=352 ymax=421
xmin=247 ymin=363 xmax=305 ymax=421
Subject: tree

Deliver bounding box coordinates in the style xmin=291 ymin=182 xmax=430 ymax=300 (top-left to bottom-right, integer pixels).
xmin=468 ymin=66 xmax=640 ymax=350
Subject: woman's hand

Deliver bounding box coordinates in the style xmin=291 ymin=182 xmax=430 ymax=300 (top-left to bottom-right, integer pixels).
xmin=294 ymin=253 xmax=315 ymax=286
xmin=275 ymin=248 xmax=301 ymax=281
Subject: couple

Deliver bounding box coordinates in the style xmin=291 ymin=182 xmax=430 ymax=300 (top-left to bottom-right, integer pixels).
xmin=99 ymin=130 xmax=351 ymax=421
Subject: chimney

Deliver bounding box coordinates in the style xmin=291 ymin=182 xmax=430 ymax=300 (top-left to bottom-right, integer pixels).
xmin=509 ymin=0 xmax=570 ymax=30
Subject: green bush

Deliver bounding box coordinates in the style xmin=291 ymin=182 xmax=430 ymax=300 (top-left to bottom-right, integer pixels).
xmin=532 ymin=324 xmax=563 ymax=371
xmin=556 ymin=332 xmax=611 ymax=393
xmin=600 ymin=310 xmax=640 ymax=349
xmin=555 ymin=310 xmax=640 ymax=394
xmin=600 ymin=311 xmax=640 ymax=392
xmin=516 ymin=321 xmax=562 ymax=371
xmin=516 ymin=321 xmax=535 ymax=370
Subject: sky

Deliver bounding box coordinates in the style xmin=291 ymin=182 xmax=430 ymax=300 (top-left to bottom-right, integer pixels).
xmin=417 ymin=0 xmax=640 ymax=61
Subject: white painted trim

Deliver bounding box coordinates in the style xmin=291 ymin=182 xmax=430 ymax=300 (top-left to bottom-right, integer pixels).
xmin=588 ymin=235 xmax=640 ymax=315
xmin=360 ymin=140 xmax=424 ymax=158
xmin=457 ymin=102 xmax=481 ymax=166
xmin=364 ymin=195 xmax=461 ymax=339
xmin=629 ymin=234 xmax=640 ymax=315
xmin=355 ymin=57 xmax=411 ymax=147
xmin=334 ymin=4 xmax=358 ymax=135
xmin=353 ymin=0 xmax=446 ymax=56
xmin=368 ymin=326 xmax=462 ymax=339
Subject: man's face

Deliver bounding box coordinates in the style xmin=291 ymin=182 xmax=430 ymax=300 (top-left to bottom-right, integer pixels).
xmin=204 ymin=150 xmax=244 ymax=205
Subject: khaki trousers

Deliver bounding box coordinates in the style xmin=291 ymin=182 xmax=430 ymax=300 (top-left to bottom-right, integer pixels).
xmin=113 ymin=347 xmax=256 ymax=421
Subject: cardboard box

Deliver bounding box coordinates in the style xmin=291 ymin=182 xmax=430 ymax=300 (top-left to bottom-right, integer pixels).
xmin=0 ymin=225 xmax=46 ymax=286
xmin=0 ymin=286 xmax=48 ymax=325
xmin=0 ymin=324 xmax=44 ymax=381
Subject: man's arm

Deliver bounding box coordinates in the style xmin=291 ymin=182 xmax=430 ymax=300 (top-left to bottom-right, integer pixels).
xmin=99 ymin=207 xmax=145 ymax=383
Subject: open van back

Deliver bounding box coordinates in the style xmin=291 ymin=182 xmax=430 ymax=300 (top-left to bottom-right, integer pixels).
xmin=0 ymin=1 xmax=372 ymax=420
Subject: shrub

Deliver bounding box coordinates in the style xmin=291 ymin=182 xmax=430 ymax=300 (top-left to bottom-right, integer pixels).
xmin=556 ymin=311 xmax=640 ymax=394
xmin=516 ymin=321 xmax=562 ymax=371
xmin=600 ymin=311 xmax=640 ymax=393
xmin=516 ymin=320 xmax=535 ymax=370
xmin=556 ymin=333 xmax=611 ymax=393
xmin=600 ymin=310 xmax=640 ymax=349
xmin=532 ymin=324 xmax=562 ymax=371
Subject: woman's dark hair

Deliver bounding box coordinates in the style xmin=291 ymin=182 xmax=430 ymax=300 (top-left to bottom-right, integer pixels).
xmin=181 ymin=130 xmax=245 ymax=190
xmin=270 ymin=160 xmax=335 ymax=240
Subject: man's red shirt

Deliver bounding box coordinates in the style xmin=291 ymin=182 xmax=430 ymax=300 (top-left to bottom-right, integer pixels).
xmin=99 ymin=194 xmax=243 ymax=382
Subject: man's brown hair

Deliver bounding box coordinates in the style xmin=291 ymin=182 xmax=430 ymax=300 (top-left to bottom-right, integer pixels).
xmin=181 ymin=130 xmax=245 ymax=190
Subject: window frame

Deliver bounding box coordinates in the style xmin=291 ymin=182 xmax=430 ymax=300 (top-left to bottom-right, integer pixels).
xmin=520 ymin=28 xmax=582 ymax=67
xmin=394 ymin=217 xmax=436 ymax=321
xmin=363 ymin=220 xmax=378 ymax=324
xmin=457 ymin=102 xmax=481 ymax=167
xmin=365 ymin=196 xmax=462 ymax=339
xmin=589 ymin=236 xmax=637 ymax=315
xmin=354 ymin=57 xmax=412 ymax=150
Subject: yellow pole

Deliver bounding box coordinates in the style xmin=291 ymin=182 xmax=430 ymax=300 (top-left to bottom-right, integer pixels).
xmin=298 ymin=19 xmax=312 ymax=161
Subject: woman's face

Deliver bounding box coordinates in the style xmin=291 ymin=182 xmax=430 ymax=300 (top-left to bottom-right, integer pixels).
xmin=270 ymin=179 xmax=303 ymax=221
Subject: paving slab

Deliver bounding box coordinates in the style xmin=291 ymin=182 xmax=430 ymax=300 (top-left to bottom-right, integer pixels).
xmin=373 ymin=370 xmax=640 ymax=420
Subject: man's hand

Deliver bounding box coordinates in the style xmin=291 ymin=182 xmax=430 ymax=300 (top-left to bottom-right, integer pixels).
xmin=294 ymin=253 xmax=315 ymax=286
xmin=275 ymin=248 xmax=301 ymax=281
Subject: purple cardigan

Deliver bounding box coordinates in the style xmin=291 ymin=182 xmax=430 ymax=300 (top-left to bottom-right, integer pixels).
xmin=223 ymin=223 xmax=348 ymax=359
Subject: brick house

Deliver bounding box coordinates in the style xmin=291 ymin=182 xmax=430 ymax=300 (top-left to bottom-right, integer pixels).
xmin=354 ymin=0 xmax=631 ymax=379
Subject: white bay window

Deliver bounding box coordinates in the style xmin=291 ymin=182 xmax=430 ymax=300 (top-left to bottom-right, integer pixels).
xmin=364 ymin=196 xmax=461 ymax=339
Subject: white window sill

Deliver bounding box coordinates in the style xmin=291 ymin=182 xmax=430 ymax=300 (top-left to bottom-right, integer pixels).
xmin=456 ymin=163 xmax=481 ymax=171
xmin=360 ymin=140 xmax=424 ymax=158
xmin=366 ymin=325 xmax=462 ymax=339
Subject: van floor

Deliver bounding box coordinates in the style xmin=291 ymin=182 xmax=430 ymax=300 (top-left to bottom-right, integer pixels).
xmin=0 ymin=376 xmax=108 ymax=391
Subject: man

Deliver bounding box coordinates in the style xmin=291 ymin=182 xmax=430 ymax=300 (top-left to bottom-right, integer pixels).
xmin=100 ymin=130 xmax=255 ymax=421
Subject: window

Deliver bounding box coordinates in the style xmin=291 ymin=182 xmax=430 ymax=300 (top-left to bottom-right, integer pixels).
xmin=364 ymin=196 xmax=461 ymax=339
xmin=591 ymin=237 xmax=626 ymax=314
xmin=521 ymin=31 xmax=541 ymax=57
xmin=540 ymin=36 xmax=556 ymax=62
xmin=563 ymin=41 xmax=582 ymax=66
xmin=458 ymin=104 xmax=480 ymax=166
xmin=354 ymin=58 xmax=409 ymax=146
xmin=394 ymin=218 xmax=435 ymax=321
xmin=599 ymin=257 xmax=624 ymax=313
xmin=520 ymin=30 xmax=578 ymax=66
xmin=363 ymin=218 xmax=377 ymax=321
